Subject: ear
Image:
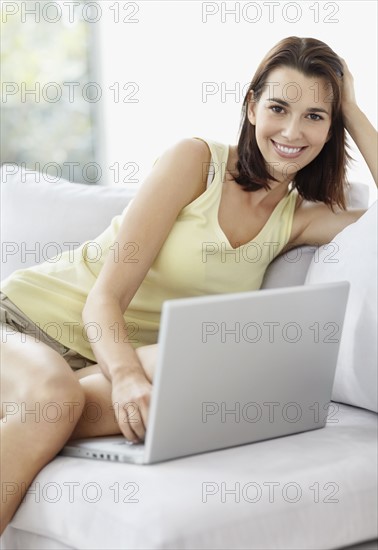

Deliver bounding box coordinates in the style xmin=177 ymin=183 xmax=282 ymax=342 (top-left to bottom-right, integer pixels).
xmin=247 ymin=89 xmax=257 ymax=126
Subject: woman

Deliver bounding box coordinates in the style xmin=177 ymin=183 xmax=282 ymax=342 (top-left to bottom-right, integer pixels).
xmin=1 ymin=36 xmax=377 ymax=532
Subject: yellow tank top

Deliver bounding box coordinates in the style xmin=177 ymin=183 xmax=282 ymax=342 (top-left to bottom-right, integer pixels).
xmin=1 ymin=136 xmax=298 ymax=361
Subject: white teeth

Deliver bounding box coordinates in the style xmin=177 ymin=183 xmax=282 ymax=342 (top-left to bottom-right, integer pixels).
xmin=274 ymin=142 xmax=303 ymax=154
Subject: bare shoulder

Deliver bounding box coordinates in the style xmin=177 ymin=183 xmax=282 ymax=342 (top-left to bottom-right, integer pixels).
xmin=152 ymin=137 xmax=212 ymax=206
xmin=124 ymin=135 xmax=215 ymax=226
xmin=282 ymin=196 xmax=367 ymax=253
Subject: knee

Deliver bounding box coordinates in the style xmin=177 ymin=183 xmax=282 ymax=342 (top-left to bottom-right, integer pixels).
xmin=1 ymin=365 xmax=86 ymax=455
xmin=14 ymin=358 xmax=87 ymax=428
xmin=37 ymin=368 xmax=86 ymax=424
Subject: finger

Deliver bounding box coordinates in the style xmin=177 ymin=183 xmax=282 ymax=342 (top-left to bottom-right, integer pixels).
xmin=135 ymin=385 xmax=152 ymax=433
xmin=123 ymin=401 xmax=146 ymax=441
xmin=138 ymin=397 xmax=151 ymax=435
xmin=118 ymin=409 xmax=141 ymax=442
xmin=114 ymin=403 xmax=143 ymax=442
xmin=125 ymin=383 xmax=152 ymax=441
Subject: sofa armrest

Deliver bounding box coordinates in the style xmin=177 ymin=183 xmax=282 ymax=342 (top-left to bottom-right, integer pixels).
xmin=261 ymin=181 xmax=371 ymax=289
xmin=261 ymin=245 xmax=318 ymax=289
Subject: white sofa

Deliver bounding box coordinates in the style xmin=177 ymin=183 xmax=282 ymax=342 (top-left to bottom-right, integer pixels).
xmin=1 ymin=166 xmax=377 ymax=550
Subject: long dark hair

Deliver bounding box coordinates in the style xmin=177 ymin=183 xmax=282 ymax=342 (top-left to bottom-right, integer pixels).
xmin=234 ymin=36 xmax=352 ymax=211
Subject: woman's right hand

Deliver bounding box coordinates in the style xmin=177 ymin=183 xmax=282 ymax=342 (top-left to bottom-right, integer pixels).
xmin=111 ymin=368 xmax=153 ymax=442
xmin=110 ymin=343 xmax=158 ymax=441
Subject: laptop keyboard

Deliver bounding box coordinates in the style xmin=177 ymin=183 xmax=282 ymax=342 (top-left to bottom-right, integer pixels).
xmin=114 ymin=440 xmax=145 ymax=453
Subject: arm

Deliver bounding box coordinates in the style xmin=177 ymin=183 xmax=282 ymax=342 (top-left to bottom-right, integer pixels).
xmin=292 ymin=204 xmax=367 ymax=248
xmin=340 ymin=58 xmax=378 ymax=187
xmin=82 ymin=137 xmax=211 ymax=441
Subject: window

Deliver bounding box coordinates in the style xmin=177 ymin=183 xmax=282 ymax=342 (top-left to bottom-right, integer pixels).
xmin=1 ymin=0 xmax=100 ymax=184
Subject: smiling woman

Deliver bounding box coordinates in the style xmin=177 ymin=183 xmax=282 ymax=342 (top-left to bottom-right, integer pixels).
xmin=1 ymin=35 xmax=377 ymax=535
xmin=234 ymin=36 xmax=351 ymax=210
xmin=248 ymin=68 xmax=333 ymax=177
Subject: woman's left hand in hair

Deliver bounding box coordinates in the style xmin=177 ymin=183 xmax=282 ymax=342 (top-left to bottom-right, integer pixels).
xmin=339 ymin=57 xmax=358 ymax=112
xmin=339 ymin=57 xmax=377 ymax=187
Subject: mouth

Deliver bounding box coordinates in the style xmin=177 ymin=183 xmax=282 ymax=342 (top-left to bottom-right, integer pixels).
xmin=271 ymin=140 xmax=308 ymax=159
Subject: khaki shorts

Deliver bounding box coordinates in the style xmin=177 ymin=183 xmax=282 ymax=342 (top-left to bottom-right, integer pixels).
xmin=0 ymin=291 xmax=96 ymax=371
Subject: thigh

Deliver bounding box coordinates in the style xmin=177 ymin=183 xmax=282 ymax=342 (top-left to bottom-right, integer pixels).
xmin=74 ymin=343 xmax=159 ymax=383
xmin=70 ymin=344 xmax=159 ymax=439
xmin=70 ymin=371 xmax=118 ymax=438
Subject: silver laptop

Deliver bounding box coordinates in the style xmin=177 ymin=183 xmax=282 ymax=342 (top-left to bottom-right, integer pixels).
xmin=60 ymin=281 xmax=350 ymax=465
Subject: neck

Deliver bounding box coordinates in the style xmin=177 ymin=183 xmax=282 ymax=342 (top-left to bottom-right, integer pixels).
xmin=248 ymin=180 xmax=291 ymax=209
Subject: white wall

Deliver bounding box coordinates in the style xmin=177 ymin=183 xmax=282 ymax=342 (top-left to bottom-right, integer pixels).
xmin=97 ymin=1 xmax=377 ymax=205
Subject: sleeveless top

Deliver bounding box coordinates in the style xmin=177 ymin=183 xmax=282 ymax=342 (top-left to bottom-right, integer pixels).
xmin=1 ymin=136 xmax=298 ymax=361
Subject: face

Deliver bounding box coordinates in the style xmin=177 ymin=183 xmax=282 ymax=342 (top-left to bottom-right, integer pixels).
xmin=247 ymin=66 xmax=333 ymax=185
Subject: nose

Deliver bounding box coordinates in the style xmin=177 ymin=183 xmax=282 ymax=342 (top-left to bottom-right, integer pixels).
xmin=280 ymin=116 xmax=303 ymax=142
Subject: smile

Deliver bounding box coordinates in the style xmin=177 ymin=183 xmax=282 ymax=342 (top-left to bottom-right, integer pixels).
xmin=271 ymin=140 xmax=307 ymax=158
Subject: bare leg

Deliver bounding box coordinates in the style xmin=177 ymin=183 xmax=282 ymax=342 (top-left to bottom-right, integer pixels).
xmin=0 ymin=329 xmax=85 ymax=534
xmin=70 ymin=343 xmax=158 ymax=439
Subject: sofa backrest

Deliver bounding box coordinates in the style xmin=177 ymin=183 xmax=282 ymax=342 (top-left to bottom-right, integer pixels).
xmin=0 ymin=165 xmax=371 ymax=286
xmin=1 ymin=167 xmax=135 ymax=280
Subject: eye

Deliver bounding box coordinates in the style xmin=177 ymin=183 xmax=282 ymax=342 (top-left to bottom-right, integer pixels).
xmin=307 ymin=113 xmax=324 ymax=121
xmin=269 ymin=105 xmax=285 ymax=114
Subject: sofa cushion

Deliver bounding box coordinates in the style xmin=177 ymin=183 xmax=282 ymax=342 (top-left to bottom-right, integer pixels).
xmin=261 ymin=181 xmax=371 ymax=289
xmin=2 ymin=403 xmax=377 ymax=550
xmin=1 ymin=165 xmax=136 ymax=280
xmin=305 ymin=202 xmax=378 ymax=413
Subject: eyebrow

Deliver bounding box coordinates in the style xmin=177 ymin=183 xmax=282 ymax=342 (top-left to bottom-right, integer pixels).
xmin=267 ymin=98 xmax=330 ymax=115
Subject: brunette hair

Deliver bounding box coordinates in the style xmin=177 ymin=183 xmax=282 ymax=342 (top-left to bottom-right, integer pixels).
xmin=234 ymin=36 xmax=352 ymax=211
